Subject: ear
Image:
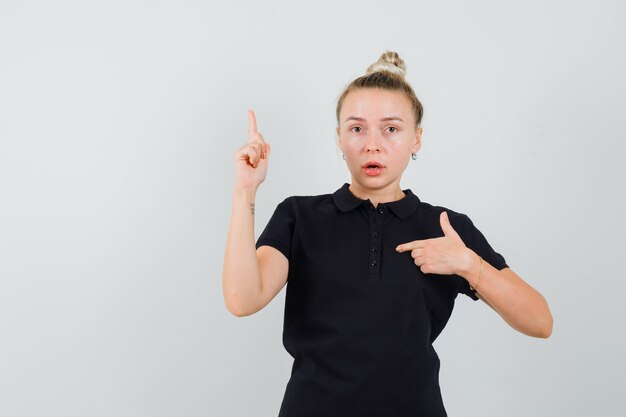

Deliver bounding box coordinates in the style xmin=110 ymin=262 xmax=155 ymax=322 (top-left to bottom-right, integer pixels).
xmin=336 ymin=126 xmax=342 ymax=147
xmin=412 ymin=127 xmax=422 ymax=153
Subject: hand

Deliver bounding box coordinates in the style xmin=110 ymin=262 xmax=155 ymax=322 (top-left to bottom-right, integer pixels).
xmin=233 ymin=109 xmax=271 ymax=190
xmin=395 ymin=211 xmax=472 ymax=276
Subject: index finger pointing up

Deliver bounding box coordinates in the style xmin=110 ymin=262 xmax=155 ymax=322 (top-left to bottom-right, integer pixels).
xmin=248 ymin=109 xmax=257 ymax=140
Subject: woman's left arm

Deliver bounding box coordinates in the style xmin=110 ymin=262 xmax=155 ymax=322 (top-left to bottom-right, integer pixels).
xmin=459 ymin=254 xmax=553 ymax=338
xmin=395 ymin=211 xmax=553 ymax=339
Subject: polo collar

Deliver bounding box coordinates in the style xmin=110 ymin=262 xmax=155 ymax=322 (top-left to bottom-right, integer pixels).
xmin=332 ymin=182 xmax=420 ymax=219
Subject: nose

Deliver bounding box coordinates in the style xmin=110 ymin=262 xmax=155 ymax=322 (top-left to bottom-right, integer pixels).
xmin=365 ymin=129 xmax=382 ymax=152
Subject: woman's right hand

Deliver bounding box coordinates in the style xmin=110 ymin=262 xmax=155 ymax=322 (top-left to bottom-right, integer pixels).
xmin=234 ymin=109 xmax=271 ymax=190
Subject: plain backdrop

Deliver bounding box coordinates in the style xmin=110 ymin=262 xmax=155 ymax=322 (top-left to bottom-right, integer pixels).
xmin=1 ymin=0 xmax=625 ymax=416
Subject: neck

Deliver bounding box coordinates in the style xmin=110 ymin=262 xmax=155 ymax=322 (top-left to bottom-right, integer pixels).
xmin=348 ymin=182 xmax=406 ymax=208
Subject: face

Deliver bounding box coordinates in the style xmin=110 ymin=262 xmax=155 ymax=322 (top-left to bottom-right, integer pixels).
xmin=336 ymin=88 xmax=422 ymax=193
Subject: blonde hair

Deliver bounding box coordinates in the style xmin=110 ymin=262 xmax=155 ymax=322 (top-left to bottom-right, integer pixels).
xmin=336 ymin=50 xmax=424 ymax=129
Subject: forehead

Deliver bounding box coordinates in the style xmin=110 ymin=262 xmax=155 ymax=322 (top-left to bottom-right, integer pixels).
xmin=340 ymin=88 xmax=412 ymax=121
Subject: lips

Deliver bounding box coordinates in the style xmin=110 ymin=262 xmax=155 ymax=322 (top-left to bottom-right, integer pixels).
xmin=363 ymin=160 xmax=384 ymax=169
xmin=363 ymin=161 xmax=384 ymax=176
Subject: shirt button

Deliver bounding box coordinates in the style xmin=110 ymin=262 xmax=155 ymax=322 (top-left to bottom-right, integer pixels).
xmin=371 ymin=260 xmax=378 ymax=266
xmin=371 ymin=246 xmax=379 ymax=252
xmin=377 ymin=207 xmax=384 ymax=214
xmin=371 ymin=231 xmax=379 ymax=238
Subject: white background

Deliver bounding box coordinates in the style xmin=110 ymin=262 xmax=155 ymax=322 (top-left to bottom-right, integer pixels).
xmin=1 ymin=0 xmax=624 ymax=416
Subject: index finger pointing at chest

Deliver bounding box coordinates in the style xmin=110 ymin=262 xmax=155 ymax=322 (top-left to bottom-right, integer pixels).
xmin=395 ymin=239 xmax=427 ymax=252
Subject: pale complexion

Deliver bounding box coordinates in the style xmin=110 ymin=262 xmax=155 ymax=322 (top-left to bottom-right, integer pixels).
xmin=228 ymin=98 xmax=554 ymax=337
xmin=337 ymin=88 xmax=421 ymax=207
xmin=337 ymin=88 xmax=553 ymax=338
xmin=222 ymin=109 xmax=273 ymax=316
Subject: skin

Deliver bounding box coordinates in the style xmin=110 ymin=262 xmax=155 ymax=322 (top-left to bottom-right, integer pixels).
xmin=336 ymin=88 xmax=421 ymax=207
xmin=227 ymin=95 xmax=553 ymax=338
xmin=222 ymin=110 xmax=272 ymax=317
xmin=336 ymin=88 xmax=553 ymax=338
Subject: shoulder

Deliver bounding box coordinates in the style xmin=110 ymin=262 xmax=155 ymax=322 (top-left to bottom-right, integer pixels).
xmin=271 ymin=191 xmax=336 ymax=221
xmin=412 ymin=198 xmax=470 ymax=230
xmin=280 ymin=191 xmax=335 ymax=209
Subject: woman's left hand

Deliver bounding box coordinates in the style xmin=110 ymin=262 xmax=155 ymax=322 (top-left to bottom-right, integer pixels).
xmin=395 ymin=211 xmax=473 ymax=276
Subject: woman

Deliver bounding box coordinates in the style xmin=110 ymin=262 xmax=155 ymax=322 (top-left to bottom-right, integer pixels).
xmin=223 ymin=51 xmax=553 ymax=417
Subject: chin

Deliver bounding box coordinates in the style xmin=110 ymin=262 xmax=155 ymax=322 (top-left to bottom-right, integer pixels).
xmin=354 ymin=177 xmax=393 ymax=187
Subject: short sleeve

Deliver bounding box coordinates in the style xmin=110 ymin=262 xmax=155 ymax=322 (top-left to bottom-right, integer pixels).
xmin=255 ymin=197 xmax=295 ymax=261
xmin=458 ymin=215 xmax=509 ymax=300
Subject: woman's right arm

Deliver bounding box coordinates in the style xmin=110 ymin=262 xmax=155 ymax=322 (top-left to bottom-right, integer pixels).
xmin=222 ymin=110 xmax=288 ymax=317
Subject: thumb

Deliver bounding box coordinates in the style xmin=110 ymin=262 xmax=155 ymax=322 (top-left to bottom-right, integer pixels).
xmin=260 ymin=142 xmax=271 ymax=162
xmin=266 ymin=142 xmax=271 ymax=157
xmin=440 ymin=211 xmax=459 ymax=238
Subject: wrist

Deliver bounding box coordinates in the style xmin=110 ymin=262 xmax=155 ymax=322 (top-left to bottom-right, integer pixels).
xmin=232 ymin=186 xmax=257 ymax=200
xmin=231 ymin=187 xmax=258 ymax=217
xmin=459 ymin=249 xmax=480 ymax=283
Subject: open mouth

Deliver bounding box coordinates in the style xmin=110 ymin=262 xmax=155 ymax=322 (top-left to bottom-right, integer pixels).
xmin=363 ymin=161 xmax=384 ymax=169
xmin=363 ymin=162 xmax=384 ymax=176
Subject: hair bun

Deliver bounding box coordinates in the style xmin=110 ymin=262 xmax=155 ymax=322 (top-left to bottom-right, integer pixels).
xmin=365 ymin=50 xmax=406 ymax=78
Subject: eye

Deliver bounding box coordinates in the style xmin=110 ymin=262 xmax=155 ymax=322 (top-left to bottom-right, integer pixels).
xmin=350 ymin=126 xmax=362 ymax=133
xmin=387 ymin=126 xmax=398 ymax=133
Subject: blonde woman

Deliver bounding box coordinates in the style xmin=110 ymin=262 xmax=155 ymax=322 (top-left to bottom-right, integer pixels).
xmin=223 ymin=51 xmax=553 ymax=417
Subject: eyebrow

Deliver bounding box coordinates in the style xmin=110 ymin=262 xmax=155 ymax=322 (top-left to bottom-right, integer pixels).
xmin=344 ymin=116 xmax=405 ymax=123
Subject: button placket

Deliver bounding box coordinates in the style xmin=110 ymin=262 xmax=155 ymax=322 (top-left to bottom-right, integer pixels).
xmin=368 ymin=204 xmax=384 ymax=277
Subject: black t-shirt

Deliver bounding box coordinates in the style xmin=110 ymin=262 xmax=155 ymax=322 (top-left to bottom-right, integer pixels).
xmin=255 ymin=182 xmax=509 ymax=417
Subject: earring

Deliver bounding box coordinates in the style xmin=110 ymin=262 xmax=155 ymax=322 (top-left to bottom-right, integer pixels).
xmin=411 ymin=152 xmax=417 ymax=160
xmin=342 ymin=153 xmax=345 ymax=160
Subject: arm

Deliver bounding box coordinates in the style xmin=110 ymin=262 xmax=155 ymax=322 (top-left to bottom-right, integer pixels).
xmin=222 ymin=110 xmax=289 ymax=317
xmin=460 ymin=252 xmax=553 ymax=338
xmin=395 ymin=210 xmax=553 ymax=338
xmin=222 ymin=187 xmax=289 ymax=317
xmin=222 ymin=187 xmax=262 ymax=316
